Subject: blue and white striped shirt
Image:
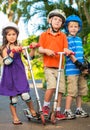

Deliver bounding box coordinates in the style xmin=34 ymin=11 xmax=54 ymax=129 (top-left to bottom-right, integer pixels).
xmin=65 ymin=36 xmax=84 ymax=76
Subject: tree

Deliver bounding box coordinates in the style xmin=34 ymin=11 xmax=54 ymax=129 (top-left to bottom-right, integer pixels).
xmin=0 ymin=0 xmax=21 ymax=23
xmin=0 ymin=0 xmax=90 ymax=43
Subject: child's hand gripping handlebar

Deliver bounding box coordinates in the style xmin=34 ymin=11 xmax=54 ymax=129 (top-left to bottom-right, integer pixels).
xmin=11 ymin=43 xmax=40 ymax=53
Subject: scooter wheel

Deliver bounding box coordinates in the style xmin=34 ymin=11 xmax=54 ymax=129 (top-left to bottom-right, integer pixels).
xmin=50 ymin=112 xmax=56 ymax=124
xmin=24 ymin=109 xmax=30 ymax=115
xmin=40 ymin=114 xmax=46 ymax=125
xmin=27 ymin=117 xmax=31 ymax=121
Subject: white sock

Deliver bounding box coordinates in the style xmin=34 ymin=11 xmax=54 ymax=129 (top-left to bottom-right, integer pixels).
xmin=65 ymin=109 xmax=71 ymax=112
xmin=43 ymin=101 xmax=50 ymax=107
xmin=76 ymin=107 xmax=81 ymax=110
xmin=56 ymin=107 xmax=61 ymax=111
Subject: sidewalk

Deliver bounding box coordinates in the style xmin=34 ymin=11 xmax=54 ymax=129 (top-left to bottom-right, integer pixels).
xmin=0 ymin=82 xmax=90 ymax=130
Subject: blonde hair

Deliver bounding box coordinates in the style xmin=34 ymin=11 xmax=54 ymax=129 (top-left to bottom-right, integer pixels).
xmin=68 ymin=21 xmax=79 ymax=26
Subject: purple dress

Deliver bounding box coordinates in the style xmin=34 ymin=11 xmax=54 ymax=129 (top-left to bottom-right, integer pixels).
xmin=0 ymin=49 xmax=30 ymax=96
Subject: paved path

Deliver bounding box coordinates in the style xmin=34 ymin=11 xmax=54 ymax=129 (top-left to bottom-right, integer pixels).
xmin=0 ymin=84 xmax=90 ymax=130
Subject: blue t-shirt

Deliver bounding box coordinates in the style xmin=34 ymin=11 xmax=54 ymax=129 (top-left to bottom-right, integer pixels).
xmin=65 ymin=36 xmax=84 ymax=76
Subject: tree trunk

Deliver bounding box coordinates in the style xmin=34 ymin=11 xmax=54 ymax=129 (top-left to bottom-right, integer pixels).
xmin=83 ymin=2 xmax=90 ymax=25
xmin=7 ymin=0 xmax=14 ymax=21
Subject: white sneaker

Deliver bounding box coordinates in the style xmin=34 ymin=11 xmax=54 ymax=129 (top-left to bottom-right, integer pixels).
xmin=64 ymin=110 xmax=76 ymax=119
xmin=75 ymin=108 xmax=89 ymax=118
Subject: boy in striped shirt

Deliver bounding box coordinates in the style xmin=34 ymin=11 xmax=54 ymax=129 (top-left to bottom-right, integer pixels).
xmin=64 ymin=15 xmax=89 ymax=119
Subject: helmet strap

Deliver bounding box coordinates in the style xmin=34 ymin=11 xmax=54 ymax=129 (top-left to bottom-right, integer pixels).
xmin=51 ymin=24 xmax=60 ymax=33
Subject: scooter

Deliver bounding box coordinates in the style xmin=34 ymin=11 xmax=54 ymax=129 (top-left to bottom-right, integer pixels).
xmin=37 ymin=52 xmax=65 ymax=124
xmin=50 ymin=51 xmax=75 ymax=124
xmin=12 ymin=44 xmax=45 ymax=125
xmin=50 ymin=52 xmax=65 ymax=124
xmin=23 ymin=45 xmax=45 ymax=125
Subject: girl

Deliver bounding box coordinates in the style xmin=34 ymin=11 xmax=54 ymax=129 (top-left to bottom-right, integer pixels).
xmin=0 ymin=22 xmax=38 ymax=125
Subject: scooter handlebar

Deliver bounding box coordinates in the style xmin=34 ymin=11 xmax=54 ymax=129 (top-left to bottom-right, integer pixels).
xmin=29 ymin=43 xmax=40 ymax=49
xmin=55 ymin=52 xmax=75 ymax=55
xmin=11 ymin=43 xmax=40 ymax=53
xmin=11 ymin=47 xmax=23 ymax=53
xmin=22 ymin=43 xmax=40 ymax=50
xmin=55 ymin=52 xmax=65 ymax=55
xmin=11 ymin=49 xmax=16 ymax=53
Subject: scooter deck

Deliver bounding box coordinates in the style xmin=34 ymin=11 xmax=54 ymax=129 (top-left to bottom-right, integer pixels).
xmin=23 ymin=108 xmax=41 ymax=120
xmin=23 ymin=108 xmax=52 ymax=123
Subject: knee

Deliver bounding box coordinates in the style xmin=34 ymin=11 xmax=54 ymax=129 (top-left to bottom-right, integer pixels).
xmin=21 ymin=92 xmax=31 ymax=102
xmin=10 ymin=96 xmax=18 ymax=106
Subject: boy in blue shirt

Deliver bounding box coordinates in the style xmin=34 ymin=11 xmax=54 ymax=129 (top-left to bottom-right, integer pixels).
xmin=64 ymin=15 xmax=89 ymax=119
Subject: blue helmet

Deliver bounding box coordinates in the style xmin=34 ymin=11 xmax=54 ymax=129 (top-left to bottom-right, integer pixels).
xmin=64 ymin=15 xmax=82 ymax=33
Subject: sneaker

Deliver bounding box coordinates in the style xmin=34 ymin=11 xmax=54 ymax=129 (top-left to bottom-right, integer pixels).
xmin=55 ymin=111 xmax=66 ymax=120
xmin=42 ymin=106 xmax=50 ymax=116
xmin=64 ymin=110 xmax=76 ymax=119
xmin=75 ymin=108 xmax=89 ymax=118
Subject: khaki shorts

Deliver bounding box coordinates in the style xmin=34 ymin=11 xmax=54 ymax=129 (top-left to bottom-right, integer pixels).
xmin=44 ymin=67 xmax=65 ymax=93
xmin=67 ymin=75 xmax=88 ymax=97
